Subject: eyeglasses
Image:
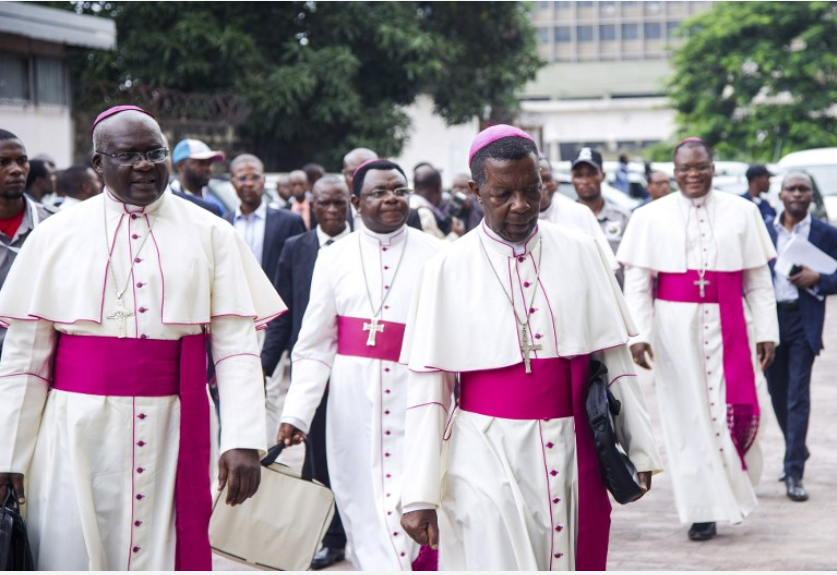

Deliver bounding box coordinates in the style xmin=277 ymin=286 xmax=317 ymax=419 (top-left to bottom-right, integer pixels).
xmin=96 ymin=147 xmax=169 ymax=166
xmin=234 ymin=173 xmax=263 ymax=184
xmin=674 ymin=164 xmax=712 ymax=175
xmin=363 ymin=187 xmax=412 ymax=200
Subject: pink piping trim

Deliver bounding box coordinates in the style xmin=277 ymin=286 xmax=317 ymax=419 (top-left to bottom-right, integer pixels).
xmin=607 ymin=373 xmax=637 ymax=388
xmin=530 ymin=252 xmax=560 ymax=355
xmin=0 ymin=372 xmax=50 ymax=383
xmin=538 ymin=420 xmax=556 ymax=571
xmin=513 ymin=261 xmax=538 ymax=360
xmin=406 ymin=401 xmax=448 ymax=413
xmin=214 ymin=352 xmax=259 ymax=367
xmin=128 ymin=216 xmax=138 ymax=338
xmin=293 ymin=357 xmax=333 ymax=370
xmin=127 ymin=396 xmax=136 ymax=570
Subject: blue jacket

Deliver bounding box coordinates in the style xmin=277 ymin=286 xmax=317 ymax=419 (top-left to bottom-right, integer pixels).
xmin=767 ymin=215 xmax=837 ymax=355
xmin=741 ymin=192 xmax=777 ymax=222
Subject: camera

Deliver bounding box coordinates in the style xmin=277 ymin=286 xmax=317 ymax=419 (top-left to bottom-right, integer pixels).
xmin=448 ymin=191 xmax=468 ymax=218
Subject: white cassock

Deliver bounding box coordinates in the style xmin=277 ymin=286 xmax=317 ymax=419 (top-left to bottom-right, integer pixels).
xmin=400 ymin=221 xmax=662 ymax=570
xmin=281 ymin=224 xmax=442 ymax=571
xmin=540 ymin=193 xmax=619 ymax=271
xmin=0 ymin=191 xmax=285 ymax=570
xmin=617 ymin=191 xmax=778 ymax=524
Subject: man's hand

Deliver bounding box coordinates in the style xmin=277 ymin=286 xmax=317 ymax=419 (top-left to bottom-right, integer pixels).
xmin=401 ymin=509 xmax=439 ymax=550
xmin=217 ymin=449 xmax=261 ymax=506
xmin=276 ymin=423 xmax=306 ymax=447
xmin=630 ymin=342 xmax=654 ymax=370
xmin=636 ymin=471 xmax=653 ymax=500
xmin=757 ymin=341 xmax=776 ymax=371
xmin=0 ymin=472 xmax=25 ymax=504
xmin=790 ymin=266 xmax=820 ymax=290
xmin=451 ymin=217 xmax=466 ymax=237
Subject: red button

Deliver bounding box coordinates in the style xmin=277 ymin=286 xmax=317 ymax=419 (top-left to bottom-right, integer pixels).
xmin=137 ymin=467 xmax=144 ymax=473
xmin=384 ymin=305 xmax=390 ymax=310
xmin=529 ymin=307 xmax=536 ymax=313
xmin=385 ymin=389 xmax=391 ymax=394
xmin=552 ymin=497 xmax=560 ymax=504
xmin=136 ymin=282 xmax=144 ymax=288
xmin=132 ymin=546 xmax=140 ymax=553
xmin=138 ymin=413 xmax=147 ymax=420
xmin=535 ymin=334 xmax=542 ymax=339
xmin=524 ymin=282 xmax=531 ymax=288
xmin=140 ymin=334 xmax=148 ymax=339
xmin=386 ymin=474 xmax=392 ymax=478
xmin=384 ymin=410 xmax=390 ymax=415
xmin=384 ymin=285 xmax=389 ymax=289
xmin=550 ymin=470 xmax=558 ymax=476
xmin=401 ymin=552 xmax=406 ymax=557
xmin=139 ymin=307 xmax=147 ymax=313
xmin=134 ymin=520 xmax=142 ymax=527
xmin=386 ymin=493 xmax=391 ymax=497
xmin=387 ymin=511 xmax=393 ymax=515
xmin=137 ymin=440 xmax=146 ymax=447
xmin=382 ymin=247 xmax=388 ymax=252
xmin=393 ymin=531 xmax=399 ymax=536
xmin=385 ymin=452 xmax=391 ymax=457
xmin=384 ymin=265 xmax=390 ymax=270
xmin=384 ymin=368 xmax=390 ymax=372
xmin=555 ymin=525 xmax=563 ymax=532
xmin=555 ymin=553 xmax=564 ymax=559
xmin=385 ymin=431 xmax=391 ymax=435
xmin=518 ymin=256 xmax=525 ymax=262
xmin=132 ymin=234 xmax=140 ymax=239
xmin=546 ymin=442 xmax=554 ymax=449
xmin=131 ymin=214 xmax=139 ymax=220
xmin=134 ymin=257 xmax=142 ymax=263
xmin=136 ymin=494 xmax=144 ymax=500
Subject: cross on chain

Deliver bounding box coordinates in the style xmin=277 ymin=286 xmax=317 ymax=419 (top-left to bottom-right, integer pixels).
xmin=363 ymin=317 xmax=385 ymax=347
xmin=694 ymin=276 xmax=710 ymax=298
xmin=520 ymin=326 xmax=542 ymax=374
xmin=107 ymin=302 xmax=134 ymax=339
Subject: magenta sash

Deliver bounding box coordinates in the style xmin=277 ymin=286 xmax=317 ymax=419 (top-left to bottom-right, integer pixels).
xmin=459 ymin=357 xmax=611 ymax=571
xmin=52 ymin=334 xmax=212 ymax=571
xmin=656 ymin=270 xmax=759 ymax=468
xmin=336 ymin=316 xmax=405 ymax=362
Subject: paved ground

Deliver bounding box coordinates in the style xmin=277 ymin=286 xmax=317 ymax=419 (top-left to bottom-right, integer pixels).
xmin=216 ymin=311 xmax=837 ymax=571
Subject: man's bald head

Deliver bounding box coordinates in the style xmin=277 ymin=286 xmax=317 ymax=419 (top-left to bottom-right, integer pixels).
xmin=230 ymin=153 xmax=264 ymax=172
xmin=91 ymin=110 xmax=168 ymax=206
xmin=342 ymin=147 xmax=378 ymax=190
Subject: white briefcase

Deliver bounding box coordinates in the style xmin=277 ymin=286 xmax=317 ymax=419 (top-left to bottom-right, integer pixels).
xmin=209 ymin=443 xmax=336 ymax=571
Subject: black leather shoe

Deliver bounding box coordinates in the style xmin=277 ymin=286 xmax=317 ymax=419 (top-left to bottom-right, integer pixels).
xmin=688 ymin=522 xmax=717 ymax=541
xmin=786 ymin=477 xmax=809 ymax=502
xmin=311 ymin=547 xmax=346 ymax=570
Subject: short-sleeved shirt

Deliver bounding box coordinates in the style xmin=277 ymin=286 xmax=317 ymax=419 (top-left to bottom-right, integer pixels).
xmin=591 ymin=199 xmax=632 ymax=255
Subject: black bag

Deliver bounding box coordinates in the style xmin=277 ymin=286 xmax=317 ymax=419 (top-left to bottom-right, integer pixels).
xmin=0 ymin=489 xmax=35 ymax=571
xmin=585 ymin=360 xmax=644 ymax=505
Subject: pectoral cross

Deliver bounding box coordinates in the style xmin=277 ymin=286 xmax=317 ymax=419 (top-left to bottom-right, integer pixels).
xmin=107 ymin=300 xmax=134 ymax=339
xmin=520 ymin=326 xmax=542 ymax=374
xmin=363 ymin=317 xmax=385 ymax=347
xmin=694 ymin=275 xmax=710 ymax=298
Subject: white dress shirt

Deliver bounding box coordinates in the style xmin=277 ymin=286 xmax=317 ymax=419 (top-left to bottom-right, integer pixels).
xmin=233 ymin=201 xmax=267 ymax=265
xmin=773 ymin=211 xmax=817 ymax=302
xmin=315 ymin=223 xmax=351 ymax=248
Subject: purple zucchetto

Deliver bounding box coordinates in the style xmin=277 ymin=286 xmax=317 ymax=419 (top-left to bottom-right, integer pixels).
xmin=468 ymin=124 xmax=537 ymax=164
xmin=90 ymin=105 xmax=156 ymax=136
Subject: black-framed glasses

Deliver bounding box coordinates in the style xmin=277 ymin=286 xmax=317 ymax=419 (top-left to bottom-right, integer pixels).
xmin=96 ymin=147 xmax=168 ymax=166
xmin=674 ymin=164 xmax=712 ymax=176
xmin=234 ymin=173 xmax=263 ymax=184
xmin=363 ymin=187 xmax=412 ymax=200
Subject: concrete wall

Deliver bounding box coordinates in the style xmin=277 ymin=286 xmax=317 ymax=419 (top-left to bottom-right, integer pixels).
xmin=0 ymin=104 xmax=73 ymax=167
xmin=393 ymin=94 xmax=479 ymax=188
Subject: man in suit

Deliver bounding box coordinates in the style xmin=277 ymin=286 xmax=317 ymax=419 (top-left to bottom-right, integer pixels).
xmin=742 ymin=164 xmax=777 ymax=223
xmin=230 ymin=153 xmax=306 ymax=443
xmin=261 ymin=174 xmax=351 ymax=569
xmin=765 ymin=171 xmax=837 ymax=502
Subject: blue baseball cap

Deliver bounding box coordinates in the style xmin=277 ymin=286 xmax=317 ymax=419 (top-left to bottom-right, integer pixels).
xmin=172 ymin=139 xmax=225 ymax=165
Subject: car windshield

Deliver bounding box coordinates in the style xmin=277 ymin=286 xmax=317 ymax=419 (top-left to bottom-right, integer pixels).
xmin=795 ymin=165 xmax=837 ymax=196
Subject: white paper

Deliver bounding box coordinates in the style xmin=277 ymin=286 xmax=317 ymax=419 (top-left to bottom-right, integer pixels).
xmin=775 ymin=235 xmax=837 ymax=277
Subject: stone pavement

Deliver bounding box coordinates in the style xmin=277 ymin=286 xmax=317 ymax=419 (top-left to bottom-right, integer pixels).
xmin=216 ymin=312 xmax=837 ymax=571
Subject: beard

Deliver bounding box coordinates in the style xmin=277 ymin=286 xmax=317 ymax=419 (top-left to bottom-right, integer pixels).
xmin=0 ymin=190 xmax=25 ymax=201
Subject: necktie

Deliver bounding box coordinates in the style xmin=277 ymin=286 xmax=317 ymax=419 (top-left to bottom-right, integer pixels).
xmin=325 ymin=239 xmax=335 ymax=246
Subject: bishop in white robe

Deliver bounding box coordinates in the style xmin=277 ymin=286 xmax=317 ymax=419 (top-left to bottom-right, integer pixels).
xmin=400 ymin=125 xmax=662 ymax=571
xmin=616 ymin=138 xmax=778 ymax=539
xmin=279 ymin=159 xmax=442 ymax=571
xmin=0 ymin=107 xmax=285 ymax=570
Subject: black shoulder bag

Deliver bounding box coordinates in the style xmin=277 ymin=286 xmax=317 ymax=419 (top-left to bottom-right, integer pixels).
xmin=0 ymin=489 xmax=35 ymax=570
xmin=585 ymin=360 xmax=644 ymax=505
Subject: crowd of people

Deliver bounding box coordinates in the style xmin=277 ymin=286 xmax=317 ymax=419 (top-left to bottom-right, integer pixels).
xmin=0 ymin=106 xmax=834 ymax=572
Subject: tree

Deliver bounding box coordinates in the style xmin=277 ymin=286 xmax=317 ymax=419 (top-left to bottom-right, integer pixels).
xmin=45 ymin=1 xmax=542 ymax=169
xmin=668 ymin=1 xmax=837 ymax=162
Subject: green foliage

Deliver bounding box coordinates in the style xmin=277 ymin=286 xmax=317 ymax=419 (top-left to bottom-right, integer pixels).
xmin=668 ymin=1 xmax=837 ymax=162
xmin=43 ymin=1 xmax=542 ymax=169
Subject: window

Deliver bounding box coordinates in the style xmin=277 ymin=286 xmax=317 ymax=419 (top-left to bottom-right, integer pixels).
xmin=35 ymin=58 xmax=67 ymax=105
xmin=644 ymin=22 xmax=662 ymax=39
xmin=577 ymin=25 xmax=594 ymax=42
xmin=667 ymin=21 xmax=682 ymax=38
xmin=621 ymin=23 xmax=639 ymax=40
xmin=555 ymin=26 xmax=572 ymax=43
xmin=599 ymin=1 xmax=617 ymax=16
xmin=0 ymin=54 xmax=28 ymax=101
xmin=538 ymin=27 xmax=550 ymax=44
xmin=599 ymin=24 xmax=616 ymax=41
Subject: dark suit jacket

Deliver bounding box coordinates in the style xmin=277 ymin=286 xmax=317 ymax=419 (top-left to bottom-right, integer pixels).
xmin=741 ymin=192 xmax=777 ymax=222
xmin=262 ymin=230 xmax=320 ymax=375
xmin=767 ymin=215 xmax=837 ymax=355
xmin=172 ymin=190 xmax=223 ymax=217
xmin=261 ymin=207 xmax=306 ymax=285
